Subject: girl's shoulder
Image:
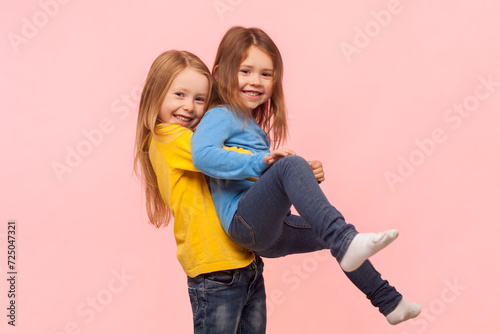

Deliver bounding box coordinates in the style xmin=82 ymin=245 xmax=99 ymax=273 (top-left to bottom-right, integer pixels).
xmin=153 ymin=123 xmax=192 ymax=143
xmin=207 ymin=105 xmax=251 ymax=121
xmin=206 ymin=105 xmax=232 ymax=116
xmin=204 ymin=106 xmax=242 ymax=123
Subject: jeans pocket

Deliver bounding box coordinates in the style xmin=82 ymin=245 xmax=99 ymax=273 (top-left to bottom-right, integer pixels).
xmin=284 ymin=214 xmax=311 ymax=229
xmin=229 ymin=215 xmax=256 ymax=249
xmin=204 ymin=270 xmax=237 ymax=286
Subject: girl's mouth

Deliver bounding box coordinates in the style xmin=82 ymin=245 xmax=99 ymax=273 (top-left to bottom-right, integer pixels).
xmin=243 ymin=90 xmax=262 ymax=97
xmin=174 ymin=114 xmax=193 ymax=123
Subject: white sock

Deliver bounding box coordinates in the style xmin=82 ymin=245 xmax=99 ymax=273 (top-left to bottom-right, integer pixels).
xmin=339 ymin=229 xmax=399 ymax=272
xmin=386 ymin=299 xmax=422 ymax=325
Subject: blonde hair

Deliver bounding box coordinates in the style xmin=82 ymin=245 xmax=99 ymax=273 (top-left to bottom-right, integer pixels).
xmin=134 ymin=50 xmax=214 ymax=228
xmin=210 ymin=26 xmax=288 ymax=148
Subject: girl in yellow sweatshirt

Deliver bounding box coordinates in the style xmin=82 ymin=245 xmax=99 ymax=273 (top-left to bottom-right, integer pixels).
xmin=134 ymin=50 xmax=265 ymax=333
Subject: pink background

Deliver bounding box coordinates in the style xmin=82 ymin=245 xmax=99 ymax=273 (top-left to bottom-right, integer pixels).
xmin=2 ymin=0 xmax=499 ymax=333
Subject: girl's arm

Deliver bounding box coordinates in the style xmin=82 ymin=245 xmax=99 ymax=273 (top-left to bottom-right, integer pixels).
xmin=151 ymin=125 xmax=199 ymax=172
xmin=191 ymin=108 xmax=269 ymax=180
xmin=264 ymin=149 xmax=324 ymax=182
xmin=263 ymin=148 xmax=296 ymax=166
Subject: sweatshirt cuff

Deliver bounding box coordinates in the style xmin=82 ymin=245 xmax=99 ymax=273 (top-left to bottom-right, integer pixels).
xmin=255 ymin=152 xmax=269 ymax=175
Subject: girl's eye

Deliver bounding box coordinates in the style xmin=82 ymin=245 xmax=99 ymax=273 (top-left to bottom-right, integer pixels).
xmin=262 ymin=72 xmax=273 ymax=78
xmin=240 ymin=69 xmax=250 ymax=74
xmin=195 ymin=97 xmax=206 ymax=103
xmin=175 ymin=92 xmax=184 ymax=97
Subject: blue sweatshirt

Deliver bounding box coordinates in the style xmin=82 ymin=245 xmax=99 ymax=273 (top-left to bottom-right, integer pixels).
xmin=191 ymin=106 xmax=270 ymax=232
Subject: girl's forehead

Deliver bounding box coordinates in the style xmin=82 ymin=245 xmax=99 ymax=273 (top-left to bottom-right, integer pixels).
xmin=170 ymin=68 xmax=209 ymax=90
xmin=239 ymin=46 xmax=274 ymax=67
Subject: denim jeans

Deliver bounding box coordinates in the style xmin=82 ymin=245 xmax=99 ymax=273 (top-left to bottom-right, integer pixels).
xmin=187 ymin=256 xmax=266 ymax=334
xmin=228 ymin=155 xmax=402 ymax=315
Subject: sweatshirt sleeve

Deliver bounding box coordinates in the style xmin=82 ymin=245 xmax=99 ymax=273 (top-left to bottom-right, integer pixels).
xmin=151 ymin=126 xmax=200 ymax=173
xmin=166 ymin=129 xmax=199 ymax=172
xmin=191 ymin=108 xmax=269 ymax=180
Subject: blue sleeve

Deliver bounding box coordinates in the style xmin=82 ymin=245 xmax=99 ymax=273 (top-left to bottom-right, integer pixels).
xmin=191 ymin=108 xmax=269 ymax=180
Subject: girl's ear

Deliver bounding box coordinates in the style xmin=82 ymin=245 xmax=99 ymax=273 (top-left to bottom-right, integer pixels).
xmin=212 ymin=65 xmax=219 ymax=81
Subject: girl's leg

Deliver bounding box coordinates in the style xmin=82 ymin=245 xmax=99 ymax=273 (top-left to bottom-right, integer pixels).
xmin=229 ymin=155 xmax=421 ymax=323
xmin=345 ymin=260 xmax=421 ymax=324
xmin=344 ymin=260 xmax=402 ymax=315
xmin=238 ymin=256 xmax=266 ymax=334
xmin=229 ymin=155 xmax=394 ymax=268
xmin=249 ymin=212 xmax=405 ymax=317
xmin=253 ymin=213 xmax=328 ymax=258
xmin=187 ymin=257 xmax=266 ymax=334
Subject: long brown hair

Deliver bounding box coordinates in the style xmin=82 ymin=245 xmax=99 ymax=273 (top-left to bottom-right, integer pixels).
xmin=210 ymin=26 xmax=288 ymax=147
xmin=134 ymin=50 xmax=214 ymax=228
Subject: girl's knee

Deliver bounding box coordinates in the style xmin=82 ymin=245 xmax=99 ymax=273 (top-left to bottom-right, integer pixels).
xmin=281 ymin=155 xmax=308 ymax=166
xmin=273 ymin=155 xmax=310 ymax=174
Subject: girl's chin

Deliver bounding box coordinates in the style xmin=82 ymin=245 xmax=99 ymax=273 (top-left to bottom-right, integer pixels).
xmin=171 ymin=118 xmax=191 ymax=127
xmin=241 ymin=99 xmax=261 ymax=110
xmin=246 ymin=103 xmax=260 ymax=111
xmin=172 ymin=120 xmax=200 ymax=130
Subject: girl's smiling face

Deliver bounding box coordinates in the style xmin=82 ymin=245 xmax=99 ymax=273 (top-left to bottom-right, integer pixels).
xmin=159 ymin=68 xmax=209 ymax=129
xmin=238 ymin=46 xmax=274 ymax=110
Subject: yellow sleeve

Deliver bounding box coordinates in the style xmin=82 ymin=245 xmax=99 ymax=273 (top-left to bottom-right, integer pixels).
xmin=150 ymin=125 xmax=198 ymax=172
xmin=223 ymin=145 xmax=253 ymax=155
xmin=164 ymin=129 xmax=199 ymax=172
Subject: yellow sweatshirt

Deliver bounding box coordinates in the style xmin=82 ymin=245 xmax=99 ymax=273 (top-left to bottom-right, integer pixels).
xmin=149 ymin=123 xmax=254 ymax=277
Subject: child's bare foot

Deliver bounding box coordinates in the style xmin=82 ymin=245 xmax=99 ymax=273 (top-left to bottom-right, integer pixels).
xmin=386 ymin=299 xmax=422 ymax=325
xmin=340 ymin=230 xmax=399 ymax=272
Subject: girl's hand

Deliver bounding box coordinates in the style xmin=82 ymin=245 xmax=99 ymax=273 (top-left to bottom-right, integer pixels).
xmin=308 ymin=160 xmax=325 ymax=183
xmin=264 ymin=149 xmax=296 ymax=166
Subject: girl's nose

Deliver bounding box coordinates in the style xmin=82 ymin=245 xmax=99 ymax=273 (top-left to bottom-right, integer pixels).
xmin=183 ymin=101 xmax=193 ymax=111
xmin=250 ymin=74 xmax=262 ymax=86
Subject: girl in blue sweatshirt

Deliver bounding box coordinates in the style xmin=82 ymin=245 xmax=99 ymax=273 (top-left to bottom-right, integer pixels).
xmin=191 ymin=26 xmax=421 ymax=325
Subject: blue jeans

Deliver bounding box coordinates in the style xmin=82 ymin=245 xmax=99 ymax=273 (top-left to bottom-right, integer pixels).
xmin=228 ymin=155 xmax=402 ymax=315
xmin=187 ymin=256 xmax=266 ymax=333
